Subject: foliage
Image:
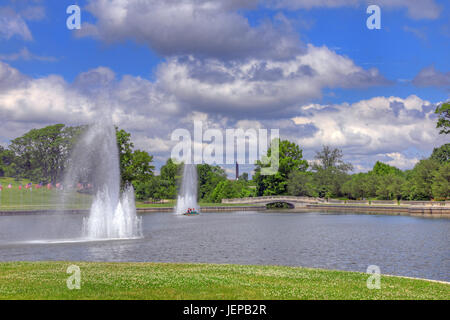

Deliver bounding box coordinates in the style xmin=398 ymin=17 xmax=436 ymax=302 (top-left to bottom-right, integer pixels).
xmin=209 ymin=179 xmax=255 ymax=203
xmin=238 ymin=172 xmax=249 ymax=181
xmin=287 ymin=171 xmax=317 ymax=197
xmin=430 ymin=143 xmax=450 ymax=164
xmin=435 ymin=102 xmax=450 ymax=135
xmin=7 ymin=124 xmax=84 ymax=183
xmin=431 ymin=162 xmax=450 ymax=200
xmin=197 ymin=164 xmax=227 ymax=201
xmin=370 ymin=161 xmax=403 ymax=176
xmin=115 ymin=128 xmax=155 ymax=190
xmin=158 ymin=158 xmax=181 ymax=199
xmin=409 ymin=159 xmax=440 ymax=200
xmin=254 ymin=139 xmax=308 ymax=196
xmin=311 ymin=146 xmax=353 ymax=198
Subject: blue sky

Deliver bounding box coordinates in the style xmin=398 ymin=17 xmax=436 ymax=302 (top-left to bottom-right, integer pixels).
xmin=0 ymin=0 xmax=449 ymax=175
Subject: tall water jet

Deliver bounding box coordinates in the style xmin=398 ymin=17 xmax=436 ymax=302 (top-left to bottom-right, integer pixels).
xmin=64 ymin=122 xmax=142 ymax=239
xmin=176 ymin=163 xmax=199 ymax=215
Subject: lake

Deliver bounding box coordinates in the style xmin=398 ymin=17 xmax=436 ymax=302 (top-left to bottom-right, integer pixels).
xmin=0 ymin=211 xmax=448 ymax=281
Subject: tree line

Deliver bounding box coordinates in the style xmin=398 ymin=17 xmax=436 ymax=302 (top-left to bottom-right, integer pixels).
xmin=0 ymin=102 xmax=448 ymax=202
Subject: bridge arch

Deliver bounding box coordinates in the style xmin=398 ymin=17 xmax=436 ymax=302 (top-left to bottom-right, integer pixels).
xmin=265 ymin=201 xmax=295 ymax=209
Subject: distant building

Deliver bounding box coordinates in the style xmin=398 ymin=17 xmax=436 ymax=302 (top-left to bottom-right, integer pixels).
xmin=236 ymin=161 xmax=239 ymax=180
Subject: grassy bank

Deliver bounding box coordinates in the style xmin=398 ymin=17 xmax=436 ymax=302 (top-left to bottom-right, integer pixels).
xmin=0 ymin=177 xmax=92 ymax=211
xmin=0 ymin=262 xmax=448 ymax=300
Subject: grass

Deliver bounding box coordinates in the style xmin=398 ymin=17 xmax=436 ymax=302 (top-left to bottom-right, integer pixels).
xmin=0 ymin=177 xmax=92 ymax=211
xmin=0 ymin=262 xmax=448 ymax=300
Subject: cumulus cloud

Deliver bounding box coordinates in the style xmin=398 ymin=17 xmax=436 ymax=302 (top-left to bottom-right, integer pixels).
xmin=0 ymin=61 xmax=440 ymax=172
xmin=157 ymin=44 xmax=390 ymax=117
xmin=412 ymin=65 xmax=450 ymax=89
xmin=384 ymin=152 xmax=419 ymax=170
xmin=273 ymin=0 xmax=441 ymax=20
xmin=288 ymin=95 xmax=445 ymax=169
xmin=76 ymin=0 xmax=302 ymax=60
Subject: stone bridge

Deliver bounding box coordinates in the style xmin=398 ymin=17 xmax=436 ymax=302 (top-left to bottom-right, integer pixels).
xmin=221 ymin=196 xmax=324 ymax=208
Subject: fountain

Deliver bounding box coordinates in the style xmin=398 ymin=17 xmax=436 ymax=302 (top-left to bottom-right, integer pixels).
xmin=175 ymin=163 xmax=199 ymax=215
xmin=64 ymin=122 xmax=142 ymax=239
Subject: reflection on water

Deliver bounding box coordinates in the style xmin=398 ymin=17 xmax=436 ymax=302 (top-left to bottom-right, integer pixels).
xmin=0 ymin=211 xmax=448 ymax=281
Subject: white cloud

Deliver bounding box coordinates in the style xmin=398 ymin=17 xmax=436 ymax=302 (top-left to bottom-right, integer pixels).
xmin=0 ymin=6 xmax=32 ymax=40
xmin=286 ymin=95 xmax=445 ymax=169
xmin=273 ymin=0 xmax=441 ymax=20
xmin=156 ymin=44 xmax=389 ymax=117
xmin=76 ymin=0 xmax=301 ymax=60
xmin=384 ymin=152 xmax=419 ymax=170
xmin=0 ymin=61 xmax=441 ymax=172
xmin=412 ymin=65 xmax=450 ymax=88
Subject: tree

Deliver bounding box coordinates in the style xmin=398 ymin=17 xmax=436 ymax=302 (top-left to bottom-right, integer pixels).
xmin=134 ymin=175 xmax=161 ymax=201
xmin=432 ymin=163 xmax=450 ymax=200
xmin=254 ymin=139 xmax=308 ymax=196
xmin=342 ymin=173 xmax=373 ymax=199
xmin=8 ymin=124 xmax=84 ymax=183
xmin=409 ymin=159 xmax=440 ymax=200
xmin=239 ymin=172 xmax=249 ymax=181
xmin=370 ymin=161 xmax=402 ymax=176
xmin=435 ymin=102 xmax=450 ymax=135
xmin=312 ymin=146 xmax=353 ymax=197
xmin=197 ymin=164 xmax=227 ymax=201
xmin=209 ymin=179 xmax=255 ymax=203
xmin=127 ymin=150 xmax=154 ymax=184
xmin=430 ymin=144 xmax=450 ymax=164
xmin=376 ymin=173 xmax=405 ymax=200
xmin=157 ymin=158 xmax=181 ymax=199
xmin=115 ymin=128 xmax=155 ymax=189
xmin=116 ymin=127 xmax=134 ymax=186
xmin=287 ymin=171 xmax=317 ymax=197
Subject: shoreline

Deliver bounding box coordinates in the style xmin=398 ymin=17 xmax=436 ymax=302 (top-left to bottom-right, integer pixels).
xmin=0 ymin=204 xmax=449 ymax=217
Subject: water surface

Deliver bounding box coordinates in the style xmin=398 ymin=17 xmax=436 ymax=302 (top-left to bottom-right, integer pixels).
xmin=0 ymin=211 xmax=448 ymax=281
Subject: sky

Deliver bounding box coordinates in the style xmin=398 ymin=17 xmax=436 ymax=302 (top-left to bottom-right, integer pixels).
xmin=0 ymin=0 xmax=449 ymax=176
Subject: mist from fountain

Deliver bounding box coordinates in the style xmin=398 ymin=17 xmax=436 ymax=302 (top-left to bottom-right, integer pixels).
xmin=63 ymin=122 xmax=142 ymax=239
xmin=175 ymin=163 xmax=199 ymax=215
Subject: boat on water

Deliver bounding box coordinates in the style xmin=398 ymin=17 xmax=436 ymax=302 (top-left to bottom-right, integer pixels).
xmin=183 ymin=208 xmax=199 ymax=215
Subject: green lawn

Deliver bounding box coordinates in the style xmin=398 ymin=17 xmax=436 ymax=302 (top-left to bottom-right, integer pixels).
xmin=0 ymin=177 xmax=92 ymax=211
xmin=0 ymin=262 xmax=448 ymax=300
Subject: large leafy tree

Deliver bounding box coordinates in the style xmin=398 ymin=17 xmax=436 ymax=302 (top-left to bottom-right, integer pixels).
xmin=158 ymin=158 xmax=181 ymax=199
xmin=197 ymin=164 xmax=227 ymax=201
xmin=8 ymin=124 xmax=84 ymax=183
xmin=209 ymin=179 xmax=254 ymax=203
xmin=370 ymin=161 xmax=403 ymax=176
xmin=432 ymin=162 xmax=450 ymax=199
xmin=409 ymin=159 xmax=440 ymax=200
xmin=287 ymin=171 xmax=317 ymax=197
xmin=435 ymin=102 xmax=450 ymax=135
xmin=430 ymin=144 xmax=450 ymax=164
xmin=311 ymin=146 xmax=353 ymax=198
xmin=115 ymin=127 xmax=154 ymax=189
xmin=255 ymin=139 xmax=308 ymax=196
